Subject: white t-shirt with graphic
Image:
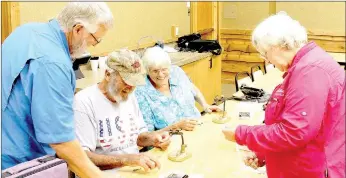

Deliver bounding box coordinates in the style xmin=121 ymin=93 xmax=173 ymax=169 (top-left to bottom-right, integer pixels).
xmin=73 ymin=85 xmax=148 ymax=156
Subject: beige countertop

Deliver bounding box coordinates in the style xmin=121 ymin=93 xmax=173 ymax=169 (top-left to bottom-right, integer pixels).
xmin=169 ymin=51 xmax=213 ymax=66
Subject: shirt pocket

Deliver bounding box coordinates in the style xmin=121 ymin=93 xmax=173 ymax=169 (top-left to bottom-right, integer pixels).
xmin=265 ymin=85 xmax=286 ymax=124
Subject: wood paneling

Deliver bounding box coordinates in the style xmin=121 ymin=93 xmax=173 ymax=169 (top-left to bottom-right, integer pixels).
xmin=1 ymin=2 xmax=20 ymax=43
xmin=220 ymin=28 xmax=345 ymax=84
xmin=222 ymin=61 xmax=264 ymax=73
xmin=312 ymin=40 xmax=345 ymax=53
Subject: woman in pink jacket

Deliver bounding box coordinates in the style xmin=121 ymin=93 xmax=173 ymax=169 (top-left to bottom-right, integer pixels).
xmin=223 ymin=12 xmax=345 ymax=178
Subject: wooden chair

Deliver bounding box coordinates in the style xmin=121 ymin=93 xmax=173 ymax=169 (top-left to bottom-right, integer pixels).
xmin=235 ymin=71 xmax=252 ymax=92
xmin=251 ymin=65 xmax=264 ymax=82
xmin=265 ymin=64 xmax=275 ymax=73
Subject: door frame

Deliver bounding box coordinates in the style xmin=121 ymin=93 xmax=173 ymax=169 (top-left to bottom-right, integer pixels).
xmin=1 ymin=2 xmax=20 ymax=43
xmin=190 ymin=2 xmax=220 ymax=40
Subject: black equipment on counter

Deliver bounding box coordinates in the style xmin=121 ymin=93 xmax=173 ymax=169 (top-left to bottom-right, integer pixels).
xmin=177 ymin=33 xmax=222 ymax=55
xmin=240 ymin=84 xmax=265 ymax=98
xmin=177 ymin=33 xmax=201 ymax=48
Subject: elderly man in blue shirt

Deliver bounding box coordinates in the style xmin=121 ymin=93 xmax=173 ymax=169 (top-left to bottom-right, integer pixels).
xmin=2 ymin=2 xmax=117 ymax=177
xmin=135 ymin=47 xmax=222 ymax=132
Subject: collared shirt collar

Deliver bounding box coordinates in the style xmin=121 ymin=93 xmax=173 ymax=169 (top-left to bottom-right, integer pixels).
xmin=283 ymin=41 xmax=317 ymax=79
xmin=48 ymin=19 xmax=71 ymax=60
xmin=169 ymin=75 xmax=179 ymax=86
xmin=288 ymin=41 xmax=317 ymax=72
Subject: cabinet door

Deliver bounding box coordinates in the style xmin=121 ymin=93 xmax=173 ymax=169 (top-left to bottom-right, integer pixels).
xmin=209 ymin=55 xmax=222 ymax=102
xmin=182 ymin=62 xmax=204 ymax=111
xmin=194 ymin=57 xmax=212 ymax=104
xmin=194 ymin=56 xmax=222 ymax=110
xmin=181 ymin=62 xmax=195 ymax=83
xmin=181 ymin=56 xmax=222 ymax=112
xmin=194 ymin=56 xmax=220 ymax=112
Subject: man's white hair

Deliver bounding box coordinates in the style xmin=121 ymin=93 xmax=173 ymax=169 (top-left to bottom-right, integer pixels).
xmin=57 ymin=2 xmax=114 ymax=33
xmin=141 ymin=47 xmax=171 ymax=71
xmin=252 ymin=11 xmax=308 ymax=54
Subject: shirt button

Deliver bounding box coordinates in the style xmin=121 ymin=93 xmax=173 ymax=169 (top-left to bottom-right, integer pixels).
xmin=301 ymin=112 xmax=307 ymax=116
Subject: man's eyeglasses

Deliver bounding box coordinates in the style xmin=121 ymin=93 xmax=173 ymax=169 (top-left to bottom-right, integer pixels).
xmin=72 ymin=24 xmax=102 ymax=46
xmin=90 ymin=33 xmax=102 ymax=46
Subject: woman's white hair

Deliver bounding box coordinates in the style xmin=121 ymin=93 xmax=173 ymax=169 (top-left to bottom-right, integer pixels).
xmin=57 ymin=2 xmax=114 ymax=33
xmin=141 ymin=47 xmax=171 ymax=71
xmin=252 ymin=11 xmax=308 ymax=54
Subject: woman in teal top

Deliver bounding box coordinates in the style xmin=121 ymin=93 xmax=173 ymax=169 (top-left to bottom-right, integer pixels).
xmin=135 ymin=47 xmax=221 ymax=131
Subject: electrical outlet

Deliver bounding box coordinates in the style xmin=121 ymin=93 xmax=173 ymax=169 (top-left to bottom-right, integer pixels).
xmin=171 ymin=25 xmax=179 ymax=38
xmin=175 ymin=27 xmax=179 ymax=36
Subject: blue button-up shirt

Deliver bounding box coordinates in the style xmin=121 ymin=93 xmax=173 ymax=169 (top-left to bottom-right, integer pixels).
xmin=135 ymin=65 xmax=201 ymax=131
xmin=1 ymin=19 xmax=76 ymax=170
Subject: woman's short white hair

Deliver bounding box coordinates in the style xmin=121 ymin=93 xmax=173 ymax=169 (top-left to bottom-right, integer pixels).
xmin=141 ymin=47 xmax=171 ymax=71
xmin=57 ymin=2 xmax=114 ymax=33
xmin=252 ymin=11 xmax=308 ymax=54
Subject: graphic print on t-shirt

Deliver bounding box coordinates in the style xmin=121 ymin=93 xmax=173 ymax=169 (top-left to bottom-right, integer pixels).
xmin=98 ymin=113 xmax=141 ymax=153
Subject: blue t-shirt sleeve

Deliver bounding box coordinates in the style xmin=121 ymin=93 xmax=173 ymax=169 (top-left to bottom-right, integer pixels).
xmin=31 ymin=61 xmax=75 ymax=144
xmin=135 ymin=89 xmax=156 ymax=131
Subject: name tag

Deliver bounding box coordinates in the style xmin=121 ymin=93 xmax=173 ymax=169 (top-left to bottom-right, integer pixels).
xmin=239 ymin=112 xmax=251 ymax=120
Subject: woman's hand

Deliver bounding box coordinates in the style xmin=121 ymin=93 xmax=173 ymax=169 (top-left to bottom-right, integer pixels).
xmin=243 ymin=151 xmax=265 ymax=169
xmin=222 ymin=125 xmax=237 ymax=142
xmin=203 ymin=104 xmax=223 ymax=113
xmin=151 ymin=131 xmax=171 ymax=150
xmin=175 ymin=119 xmax=198 ymax=131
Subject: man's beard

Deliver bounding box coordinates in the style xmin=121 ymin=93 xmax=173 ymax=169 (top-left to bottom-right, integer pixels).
xmin=70 ymin=39 xmax=87 ymax=59
xmin=107 ymin=76 xmax=128 ymax=103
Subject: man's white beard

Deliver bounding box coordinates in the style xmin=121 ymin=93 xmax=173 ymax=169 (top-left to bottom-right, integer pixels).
xmin=107 ymin=78 xmax=124 ymax=103
xmin=70 ymin=39 xmax=87 ymax=59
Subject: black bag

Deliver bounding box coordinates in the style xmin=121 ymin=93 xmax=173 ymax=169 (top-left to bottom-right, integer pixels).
xmin=186 ymin=39 xmax=222 ymax=55
xmin=177 ymin=33 xmax=222 ymax=55
xmin=240 ymin=84 xmax=265 ymax=98
xmin=177 ymin=33 xmax=201 ymax=48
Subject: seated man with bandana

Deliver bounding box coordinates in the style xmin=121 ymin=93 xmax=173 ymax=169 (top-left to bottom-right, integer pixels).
xmin=73 ymin=49 xmax=170 ymax=172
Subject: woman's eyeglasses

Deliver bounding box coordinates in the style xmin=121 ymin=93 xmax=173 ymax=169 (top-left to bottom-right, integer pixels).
xmin=150 ymin=68 xmax=169 ymax=75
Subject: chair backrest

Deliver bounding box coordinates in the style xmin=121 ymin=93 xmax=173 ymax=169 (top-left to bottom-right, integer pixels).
xmin=253 ymin=70 xmax=264 ymax=81
xmin=266 ymin=64 xmax=275 ymax=72
xmin=68 ymin=170 xmax=75 ymax=178
xmin=235 ymin=71 xmax=252 ymax=91
xmin=251 ymin=65 xmax=264 ymax=81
